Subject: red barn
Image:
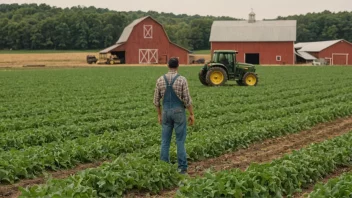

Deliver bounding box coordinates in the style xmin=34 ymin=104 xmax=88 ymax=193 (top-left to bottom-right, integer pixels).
xmin=101 ymin=16 xmax=190 ymax=64
xmin=210 ymin=12 xmax=297 ymax=65
xmin=295 ymin=40 xmax=352 ymax=65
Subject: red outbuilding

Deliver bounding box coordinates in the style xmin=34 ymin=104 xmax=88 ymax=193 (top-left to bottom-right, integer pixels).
xmin=101 ymin=16 xmax=190 ymax=64
xmin=210 ymin=12 xmax=297 ymax=65
xmin=295 ymin=39 xmax=352 ymax=65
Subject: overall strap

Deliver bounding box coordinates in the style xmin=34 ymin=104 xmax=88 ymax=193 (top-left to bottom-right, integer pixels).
xmin=163 ymin=74 xmax=180 ymax=86
xmin=170 ymin=74 xmax=180 ymax=86
xmin=163 ymin=75 xmax=169 ymax=86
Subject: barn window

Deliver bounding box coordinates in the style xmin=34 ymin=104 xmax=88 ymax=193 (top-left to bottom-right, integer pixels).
xmin=144 ymin=25 xmax=153 ymax=38
xmin=276 ymin=56 xmax=281 ymax=61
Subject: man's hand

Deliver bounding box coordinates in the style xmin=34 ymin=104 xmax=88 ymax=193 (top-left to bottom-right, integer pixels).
xmin=156 ymin=106 xmax=162 ymax=125
xmin=188 ymin=114 xmax=195 ymax=126
xmin=186 ymin=105 xmax=195 ymax=126
xmin=158 ymin=114 xmax=162 ymax=125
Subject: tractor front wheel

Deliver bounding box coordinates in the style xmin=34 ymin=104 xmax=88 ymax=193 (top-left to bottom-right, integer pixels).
xmin=242 ymin=72 xmax=258 ymax=86
xmin=206 ymin=67 xmax=227 ymax=86
xmin=199 ymin=69 xmax=208 ymax=86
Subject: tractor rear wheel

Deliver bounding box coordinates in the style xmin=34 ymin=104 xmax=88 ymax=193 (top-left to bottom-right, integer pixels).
xmin=198 ymin=69 xmax=208 ymax=86
xmin=206 ymin=67 xmax=227 ymax=86
xmin=110 ymin=60 xmax=115 ymax=65
xmin=242 ymin=72 xmax=258 ymax=86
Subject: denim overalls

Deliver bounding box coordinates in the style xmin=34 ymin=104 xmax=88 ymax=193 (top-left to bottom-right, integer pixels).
xmin=160 ymin=74 xmax=187 ymax=172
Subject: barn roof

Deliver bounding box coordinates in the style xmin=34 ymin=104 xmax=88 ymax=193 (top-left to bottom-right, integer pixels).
xmin=114 ymin=16 xmax=190 ymax=52
xmin=210 ymin=20 xmax=297 ymax=42
xmin=294 ymin=40 xmax=343 ymax=52
xmin=117 ymin=16 xmax=149 ymax=44
xmin=295 ymin=51 xmax=316 ymax=60
xmin=100 ymin=43 xmax=123 ymax=54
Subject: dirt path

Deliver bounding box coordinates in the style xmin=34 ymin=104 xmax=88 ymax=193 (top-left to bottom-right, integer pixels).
xmin=292 ymin=166 xmax=352 ymax=198
xmin=2 ymin=116 xmax=352 ymax=198
xmin=128 ymin=116 xmax=352 ymax=198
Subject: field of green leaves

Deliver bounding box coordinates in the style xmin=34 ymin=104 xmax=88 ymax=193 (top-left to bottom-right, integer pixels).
xmin=0 ymin=66 xmax=352 ymax=197
xmin=309 ymin=171 xmax=352 ymax=198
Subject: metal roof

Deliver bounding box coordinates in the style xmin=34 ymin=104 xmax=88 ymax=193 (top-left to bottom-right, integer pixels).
xmin=295 ymin=51 xmax=316 ymax=60
xmin=116 ymin=16 xmax=149 ymax=44
xmin=210 ymin=20 xmax=297 ymax=42
xmin=295 ymin=40 xmax=342 ymax=52
xmin=100 ymin=43 xmax=123 ymax=53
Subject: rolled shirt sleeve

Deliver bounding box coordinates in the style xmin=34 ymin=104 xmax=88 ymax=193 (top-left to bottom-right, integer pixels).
xmin=153 ymin=81 xmax=161 ymax=107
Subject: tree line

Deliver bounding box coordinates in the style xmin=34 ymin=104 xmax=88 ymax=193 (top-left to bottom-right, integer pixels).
xmin=0 ymin=4 xmax=351 ymax=51
xmin=277 ymin=10 xmax=352 ymax=43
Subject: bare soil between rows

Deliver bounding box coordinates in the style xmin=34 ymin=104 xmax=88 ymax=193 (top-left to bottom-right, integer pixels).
xmin=2 ymin=116 xmax=352 ymax=198
xmin=128 ymin=116 xmax=352 ymax=198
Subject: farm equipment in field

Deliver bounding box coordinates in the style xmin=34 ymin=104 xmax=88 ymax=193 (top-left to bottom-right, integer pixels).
xmin=86 ymin=55 xmax=98 ymax=64
xmin=86 ymin=53 xmax=121 ymax=65
xmin=199 ymin=50 xmax=258 ymax=86
xmin=312 ymin=58 xmax=327 ymax=66
xmin=193 ymin=58 xmax=205 ymax=64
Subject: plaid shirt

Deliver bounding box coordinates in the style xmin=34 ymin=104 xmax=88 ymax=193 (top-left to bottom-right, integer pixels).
xmin=153 ymin=70 xmax=192 ymax=107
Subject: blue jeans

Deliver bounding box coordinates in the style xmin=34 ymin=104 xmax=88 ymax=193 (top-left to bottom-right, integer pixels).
xmin=160 ymin=107 xmax=188 ymax=171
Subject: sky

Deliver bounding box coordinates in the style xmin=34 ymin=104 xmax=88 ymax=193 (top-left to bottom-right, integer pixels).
xmin=1 ymin=0 xmax=352 ymax=19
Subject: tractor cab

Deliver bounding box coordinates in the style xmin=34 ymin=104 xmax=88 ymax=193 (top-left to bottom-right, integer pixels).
xmin=199 ymin=50 xmax=258 ymax=86
xmin=212 ymin=50 xmax=237 ymax=73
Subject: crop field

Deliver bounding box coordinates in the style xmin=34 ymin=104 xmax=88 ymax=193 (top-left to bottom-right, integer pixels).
xmin=0 ymin=66 xmax=352 ymax=197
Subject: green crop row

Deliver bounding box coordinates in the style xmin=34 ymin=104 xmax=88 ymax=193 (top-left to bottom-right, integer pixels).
xmin=0 ymin=77 xmax=339 ymax=134
xmin=177 ymin=131 xmax=352 ymax=198
xmin=16 ymin=101 xmax=352 ymax=196
xmin=20 ymin=154 xmax=181 ymax=198
xmin=1 ymin=91 xmax=350 ymax=184
xmin=19 ymin=131 xmax=352 ymax=197
xmin=2 ymin=68 xmax=349 ymax=123
xmin=0 ymin=127 xmax=160 ymax=184
xmin=1 ymin=66 xmax=352 ymax=194
xmin=309 ymin=171 xmax=352 ymax=198
xmin=0 ymin=81 xmax=348 ymax=151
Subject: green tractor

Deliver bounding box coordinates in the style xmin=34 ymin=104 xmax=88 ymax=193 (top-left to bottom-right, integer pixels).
xmin=199 ymin=50 xmax=258 ymax=86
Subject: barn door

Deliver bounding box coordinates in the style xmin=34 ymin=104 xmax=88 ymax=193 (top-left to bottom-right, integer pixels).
xmin=139 ymin=49 xmax=158 ymax=64
xmin=332 ymin=53 xmax=348 ymax=65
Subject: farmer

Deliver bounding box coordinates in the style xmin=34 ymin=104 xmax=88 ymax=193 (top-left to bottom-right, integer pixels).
xmin=153 ymin=57 xmax=195 ymax=174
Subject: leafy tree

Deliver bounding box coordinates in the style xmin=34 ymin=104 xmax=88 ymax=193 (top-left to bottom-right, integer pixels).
xmin=278 ymin=10 xmax=352 ymax=42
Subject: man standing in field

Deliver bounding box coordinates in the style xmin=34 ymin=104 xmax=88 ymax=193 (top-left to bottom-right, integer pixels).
xmin=153 ymin=57 xmax=195 ymax=174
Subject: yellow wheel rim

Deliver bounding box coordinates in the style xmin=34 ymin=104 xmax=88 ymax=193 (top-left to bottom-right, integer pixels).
xmin=245 ymin=74 xmax=257 ymax=86
xmin=210 ymin=71 xmax=224 ymax=85
xmin=110 ymin=61 xmax=114 ymax=65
